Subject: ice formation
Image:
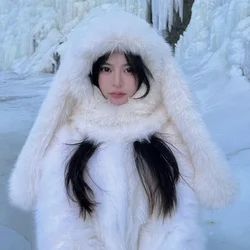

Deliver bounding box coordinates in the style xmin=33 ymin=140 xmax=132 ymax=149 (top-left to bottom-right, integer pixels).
xmin=175 ymin=0 xmax=250 ymax=80
xmin=151 ymin=0 xmax=183 ymax=31
xmin=0 ymin=0 xmax=184 ymax=73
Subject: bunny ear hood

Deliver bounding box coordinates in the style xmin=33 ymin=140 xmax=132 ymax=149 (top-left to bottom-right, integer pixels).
xmin=9 ymin=8 xmax=236 ymax=211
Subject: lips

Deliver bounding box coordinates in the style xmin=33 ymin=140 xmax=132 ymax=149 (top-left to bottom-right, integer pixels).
xmin=110 ymin=93 xmax=126 ymax=98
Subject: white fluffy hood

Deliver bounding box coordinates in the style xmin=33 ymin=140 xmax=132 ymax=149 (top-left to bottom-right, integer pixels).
xmin=9 ymin=8 xmax=237 ymax=211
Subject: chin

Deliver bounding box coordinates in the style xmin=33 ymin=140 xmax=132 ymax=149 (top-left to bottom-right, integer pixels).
xmin=109 ymin=97 xmax=128 ymax=106
xmin=110 ymin=101 xmax=127 ymax=106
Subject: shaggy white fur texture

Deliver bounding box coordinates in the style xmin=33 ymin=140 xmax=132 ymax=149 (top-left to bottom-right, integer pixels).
xmin=35 ymin=114 xmax=205 ymax=250
xmin=9 ymin=8 xmax=236 ymax=250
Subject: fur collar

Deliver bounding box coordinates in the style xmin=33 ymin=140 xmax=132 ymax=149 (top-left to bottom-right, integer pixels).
xmin=70 ymin=91 xmax=167 ymax=142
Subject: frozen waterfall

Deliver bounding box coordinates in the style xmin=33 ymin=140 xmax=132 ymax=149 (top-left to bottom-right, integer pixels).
xmin=0 ymin=0 xmax=184 ymax=73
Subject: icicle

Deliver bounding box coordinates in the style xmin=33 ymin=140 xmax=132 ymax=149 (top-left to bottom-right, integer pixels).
xmin=167 ymin=0 xmax=174 ymax=31
xmin=152 ymin=0 xmax=159 ymax=30
xmin=151 ymin=0 xmax=184 ymax=32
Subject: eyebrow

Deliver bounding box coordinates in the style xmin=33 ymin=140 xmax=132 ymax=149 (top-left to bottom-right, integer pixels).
xmin=102 ymin=62 xmax=130 ymax=66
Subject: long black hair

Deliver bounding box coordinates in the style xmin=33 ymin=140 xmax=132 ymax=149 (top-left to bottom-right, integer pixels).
xmin=65 ymin=135 xmax=180 ymax=218
xmin=133 ymin=135 xmax=179 ymax=217
xmin=65 ymin=140 xmax=98 ymax=217
xmin=89 ymin=51 xmax=153 ymax=98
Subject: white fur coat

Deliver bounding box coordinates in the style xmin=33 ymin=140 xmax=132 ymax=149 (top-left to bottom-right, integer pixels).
xmin=8 ymin=8 xmax=236 ymax=250
xmin=35 ymin=104 xmax=204 ymax=250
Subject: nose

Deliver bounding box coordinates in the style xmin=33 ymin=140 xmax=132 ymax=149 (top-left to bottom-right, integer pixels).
xmin=113 ymin=71 xmax=123 ymax=88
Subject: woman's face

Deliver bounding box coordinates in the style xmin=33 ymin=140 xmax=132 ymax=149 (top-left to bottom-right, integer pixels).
xmin=98 ymin=52 xmax=138 ymax=106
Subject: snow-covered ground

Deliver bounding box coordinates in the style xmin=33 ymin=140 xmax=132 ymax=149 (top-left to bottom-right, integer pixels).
xmin=1 ymin=55 xmax=250 ymax=249
xmin=0 ymin=72 xmax=51 ymax=250
xmin=174 ymin=2 xmax=250 ymax=246
xmin=181 ymin=59 xmax=250 ymax=250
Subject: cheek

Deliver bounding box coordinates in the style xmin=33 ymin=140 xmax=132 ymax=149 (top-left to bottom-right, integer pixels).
xmin=127 ymin=78 xmax=138 ymax=96
xmin=98 ymin=75 xmax=109 ymax=94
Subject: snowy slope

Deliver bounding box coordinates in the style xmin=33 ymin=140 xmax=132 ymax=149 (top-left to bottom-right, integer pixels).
xmin=181 ymin=59 xmax=250 ymax=250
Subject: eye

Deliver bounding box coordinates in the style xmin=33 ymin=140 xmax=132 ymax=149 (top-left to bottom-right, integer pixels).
xmin=100 ymin=66 xmax=111 ymax=72
xmin=125 ymin=67 xmax=134 ymax=73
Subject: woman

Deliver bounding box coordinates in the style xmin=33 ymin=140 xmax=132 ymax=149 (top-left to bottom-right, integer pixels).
xmin=9 ymin=9 xmax=236 ymax=250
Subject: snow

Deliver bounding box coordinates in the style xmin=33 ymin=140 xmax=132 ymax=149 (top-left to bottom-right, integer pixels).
xmin=0 ymin=0 xmax=183 ymax=74
xmin=175 ymin=57 xmax=250 ymax=250
xmin=201 ymin=73 xmax=250 ymax=250
xmin=0 ymin=1 xmax=146 ymax=73
xmin=175 ymin=0 xmax=250 ymax=80
xmin=0 ymin=72 xmax=51 ymax=250
xmin=1 ymin=0 xmax=250 ymax=249
xmin=174 ymin=1 xmax=250 ymax=247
